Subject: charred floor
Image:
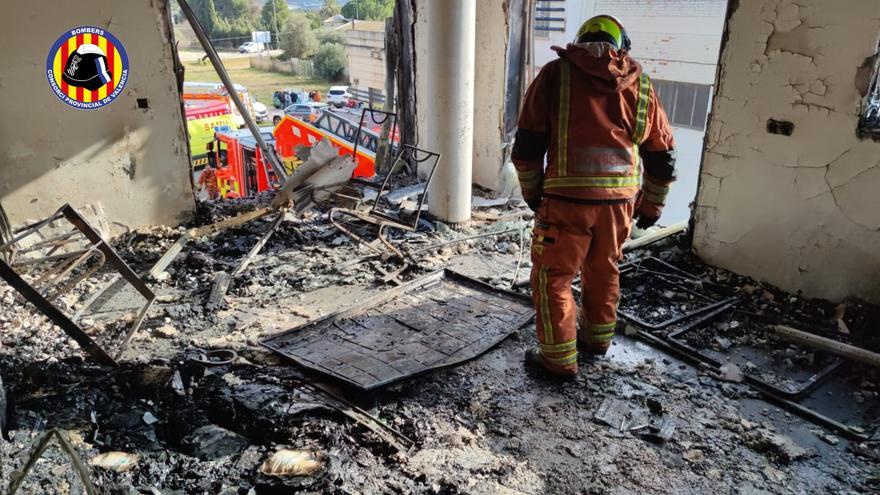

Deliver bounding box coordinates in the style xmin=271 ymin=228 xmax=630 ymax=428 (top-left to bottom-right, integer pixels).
xmin=0 ymin=187 xmax=878 ymax=495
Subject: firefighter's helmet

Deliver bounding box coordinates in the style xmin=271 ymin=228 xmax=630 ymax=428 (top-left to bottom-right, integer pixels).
xmin=62 ymin=44 xmax=113 ymax=91
xmin=575 ymin=15 xmax=631 ymax=52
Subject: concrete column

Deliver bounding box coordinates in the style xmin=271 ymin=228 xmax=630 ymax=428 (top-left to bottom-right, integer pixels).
xmin=425 ymin=0 xmax=475 ymax=225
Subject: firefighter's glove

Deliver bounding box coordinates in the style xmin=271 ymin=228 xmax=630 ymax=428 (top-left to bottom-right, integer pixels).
xmin=634 ymin=214 xmax=659 ymax=230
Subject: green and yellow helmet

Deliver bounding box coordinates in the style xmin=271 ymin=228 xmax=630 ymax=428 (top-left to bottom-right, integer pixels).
xmin=575 ymin=15 xmax=631 ymax=51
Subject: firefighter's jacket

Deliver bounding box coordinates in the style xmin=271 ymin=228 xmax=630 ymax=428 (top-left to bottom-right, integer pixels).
xmin=512 ymin=43 xmax=677 ymax=217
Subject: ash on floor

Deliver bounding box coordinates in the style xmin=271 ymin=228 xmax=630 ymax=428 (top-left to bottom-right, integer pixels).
xmin=1 ymin=194 xmax=878 ymax=494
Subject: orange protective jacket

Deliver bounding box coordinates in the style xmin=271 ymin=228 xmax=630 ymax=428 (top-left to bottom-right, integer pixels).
xmin=513 ymin=43 xmax=677 ymax=217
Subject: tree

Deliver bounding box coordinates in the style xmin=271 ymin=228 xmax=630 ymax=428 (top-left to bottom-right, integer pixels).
xmin=213 ymin=0 xmax=251 ymax=20
xmin=313 ymin=43 xmax=348 ymax=80
xmin=319 ymin=0 xmax=342 ymax=19
xmin=190 ymin=0 xmax=220 ymax=36
xmin=304 ymin=10 xmax=323 ymax=30
xmin=260 ymin=0 xmax=290 ymax=34
xmin=318 ymin=30 xmax=346 ymax=46
xmin=341 ymin=0 xmax=394 ymax=21
xmin=189 ymin=0 xmax=257 ymax=47
xmin=278 ymin=12 xmax=318 ymax=59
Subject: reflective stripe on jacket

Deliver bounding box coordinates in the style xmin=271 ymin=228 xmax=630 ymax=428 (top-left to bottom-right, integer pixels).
xmin=513 ymin=43 xmax=676 ymax=204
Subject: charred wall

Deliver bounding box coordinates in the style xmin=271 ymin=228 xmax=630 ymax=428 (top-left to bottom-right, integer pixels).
xmin=0 ymin=0 xmax=195 ymax=233
xmin=693 ymin=0 xmax=880 ymax=302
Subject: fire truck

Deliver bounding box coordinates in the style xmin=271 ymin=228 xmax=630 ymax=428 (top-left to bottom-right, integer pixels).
xmin=203 ymin=110 xmax=396 ymax=199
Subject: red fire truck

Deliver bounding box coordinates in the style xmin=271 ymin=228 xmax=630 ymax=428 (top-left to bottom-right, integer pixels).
xmin=203 ymin=110 xmax=393 ymax=199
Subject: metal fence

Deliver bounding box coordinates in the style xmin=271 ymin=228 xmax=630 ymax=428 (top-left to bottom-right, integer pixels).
xmin=249 ymin=55 xmax=314 ymax=78
xmin=350 ymin=87 xmax=387 ymax=109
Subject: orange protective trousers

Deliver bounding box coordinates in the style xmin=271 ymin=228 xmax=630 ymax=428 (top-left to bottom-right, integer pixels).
xmin=530 ymin=197 xmax=634 ymax=374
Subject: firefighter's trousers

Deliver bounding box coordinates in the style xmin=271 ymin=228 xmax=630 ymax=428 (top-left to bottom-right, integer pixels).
xmin=529 ymin=197 xmax=634 ymax=374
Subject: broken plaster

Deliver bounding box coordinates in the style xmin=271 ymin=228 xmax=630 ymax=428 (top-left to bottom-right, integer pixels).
xmin=695 ymin=0 xmax=880 ymax=302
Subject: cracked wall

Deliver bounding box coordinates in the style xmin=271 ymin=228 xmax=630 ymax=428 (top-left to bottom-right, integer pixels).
xmin=693 ymin=0 xmax=880 ymax=303
xmin=0 ymin=0 xmax=195 ymax=234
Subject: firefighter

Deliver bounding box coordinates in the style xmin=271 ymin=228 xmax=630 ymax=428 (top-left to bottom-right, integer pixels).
xmin=197 ymin=165 xmax=220 ymax=200
xmin=513 ymin=15 xmax=676 ymax=379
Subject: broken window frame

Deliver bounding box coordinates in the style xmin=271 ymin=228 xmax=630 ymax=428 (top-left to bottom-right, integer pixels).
xmin=0 ymin=205 xmax=155 ymax=366
xmin=330 ymin=143 xmax=441 ymax=259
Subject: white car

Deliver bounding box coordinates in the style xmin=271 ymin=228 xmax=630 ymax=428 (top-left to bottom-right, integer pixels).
xmin=239 ymin=42 xmax=265 ymax=54
xmin=252 ymin=98 xmax=268 ymax=122
xmin=327 ymin=86 xmax=352 ymax=108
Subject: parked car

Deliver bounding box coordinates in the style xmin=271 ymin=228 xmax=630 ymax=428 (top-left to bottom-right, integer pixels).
xmin=327 ymin=86 xmax=352 ymax=108
xmin=239 ymin=42 xmax=265 ymax=54
xmin=252 ymin=98 xmax=268 ymax=122
xmin=281 ymin=102 xmax=329 ymax=125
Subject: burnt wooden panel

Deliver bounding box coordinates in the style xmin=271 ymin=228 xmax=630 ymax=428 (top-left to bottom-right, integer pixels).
xmin=263 ymin=271 xmax=534 ymax=390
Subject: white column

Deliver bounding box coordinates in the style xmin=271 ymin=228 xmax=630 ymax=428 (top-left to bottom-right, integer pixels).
xmin=425 ymin=0 xmax=476 ymax=225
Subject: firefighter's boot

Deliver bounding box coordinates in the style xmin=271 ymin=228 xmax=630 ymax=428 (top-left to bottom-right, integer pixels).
xmin=524 ymin=348 xmax=577 ymax=381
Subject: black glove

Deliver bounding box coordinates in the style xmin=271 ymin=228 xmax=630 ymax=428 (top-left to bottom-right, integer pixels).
xmin=526 ymin=197 xmax=542 ymax=213
xmin=635 ymin=214 xmax=659 ymax=230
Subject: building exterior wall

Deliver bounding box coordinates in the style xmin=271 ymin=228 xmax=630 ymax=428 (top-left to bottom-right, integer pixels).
xmin=693 ymin=0 xmax=880 ymax=303
xmin=343 ymin=23 xmax=386 ymax=98
xmin=0 ymin=0 xmax=195 ymax=232
xmin=535 ymin=0 xmax=726 ymax=82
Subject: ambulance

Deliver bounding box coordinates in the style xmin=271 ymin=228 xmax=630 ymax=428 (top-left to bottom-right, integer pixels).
xmin=183 ymin=82 xmax=255 ymax=129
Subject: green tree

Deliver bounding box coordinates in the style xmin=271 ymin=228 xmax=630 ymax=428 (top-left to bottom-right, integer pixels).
xmin=320 ymin=0 xmax=342 ymax=19
xmin=313 ymin=43 xmax=348 ymax=80
xmin=318 ymin=30 xmax=346 ymax=45
xmin=190 ymin=0 xmax=220 ymax=36
xmin=189 ymin=0 xmax=257 ymax=47
xmin=213 ymin=0 xmax=251 ymax=20
xmin=341 ymin=0 xmax=394 ymax=21
xmin=304 ymin=10 xmax=323 ymax=30
xmin=260 ymin=0 xmax=290 ymax=34
xmin=279 ymin=12 xmax=318 ymax=59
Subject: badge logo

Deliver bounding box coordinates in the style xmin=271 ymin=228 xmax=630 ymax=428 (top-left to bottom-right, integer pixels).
xmin=46 ymin=26 xmax=129 ymax=109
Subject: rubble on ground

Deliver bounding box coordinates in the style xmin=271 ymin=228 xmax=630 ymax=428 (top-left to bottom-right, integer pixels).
xmin=0 ymin=184 xmax=878 ymax=494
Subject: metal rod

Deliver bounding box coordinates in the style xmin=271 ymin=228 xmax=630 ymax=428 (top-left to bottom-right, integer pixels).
xmin=0 ymin=260 xmax=116 ymax=366
xmin=510 ymin=221 xmax=529 ymax=289
xmin=0 ymin=210 xmax=65 ymax=253
xmin=146 ymin=206 xmax=273 ymax=279
xmin=47 ymin=250 xmax=106 ymax=302
xmin=8 ymin=429 xmax=97 ymax=495
xmin=773 ymin=325 xmax=880 ymax=368
xmin=12 ymin=230 xmax=84 ymax=256
xmin=308 ymin=382 xmax=414 ymax=452
xmin=754 ymin=384 xmax=870 ymax=442
xmin=177 ymin=0 xmax=287 ymax=181
xmin=114 ymin=297 xmax=156 ymax=361
xmin=329 ymin=208 xmax=386 ymax=255
xmin=72 ymin=275 xmax=124 ymax=321
xmin=411 ymin=227 xmax=522 ymax=255
xmin=232 ymin=212 xmax=286 ymax=276
xmin=32 ymin=247 xmax=95 ymax=290
xmin=634 ymin=330 xmax=869 ymax=442
xmin=12 ymin=249 xmax=89 ymax=268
